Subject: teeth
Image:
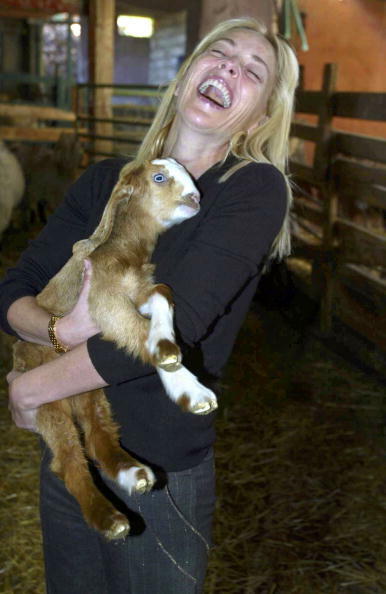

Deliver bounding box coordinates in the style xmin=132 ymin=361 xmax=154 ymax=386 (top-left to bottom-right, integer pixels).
xmin=198 ymin=78 xmax=231 ymax=108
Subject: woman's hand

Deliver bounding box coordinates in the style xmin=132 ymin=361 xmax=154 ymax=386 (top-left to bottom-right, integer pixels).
xmin=7 ymin=370 xmax=38 ymax=432
xmin=55 ymin=259 xmax=100 ymax=349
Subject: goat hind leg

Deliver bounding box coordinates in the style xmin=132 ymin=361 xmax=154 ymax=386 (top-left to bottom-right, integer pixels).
xmin=74 ymin=391 xmax=155 ymax=495
xmin=138 ymin=283 xmax=182 ymax=372
xmin=38 ymin=400 xmax=130 ymax=540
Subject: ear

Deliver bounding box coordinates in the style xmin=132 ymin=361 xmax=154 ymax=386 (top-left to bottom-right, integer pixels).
xmin=87 ymin=183 xmax=131 ymax=248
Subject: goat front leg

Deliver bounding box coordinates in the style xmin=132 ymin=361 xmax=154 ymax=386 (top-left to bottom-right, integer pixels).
xmin=157 ymin=366 xmax=218 ymax=415
xmin=137 ymin=284 xmax=182 ymax=371
xmin=138 ymin=286 xmax=218 ymax=415
xmin=73 ymin=390 xmax=155 ymax=495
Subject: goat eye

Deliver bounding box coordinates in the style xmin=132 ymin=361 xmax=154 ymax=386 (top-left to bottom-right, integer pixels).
xmin=153 ymin=173 xmax=167 ymax=183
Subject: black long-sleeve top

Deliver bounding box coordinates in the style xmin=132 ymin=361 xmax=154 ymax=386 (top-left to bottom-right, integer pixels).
xmin=0 ymin=157 xmax=287 ymax=471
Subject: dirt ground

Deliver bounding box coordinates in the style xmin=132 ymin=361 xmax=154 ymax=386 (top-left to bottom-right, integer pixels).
xmin=1 ymin=225 xmax=386 ymax=593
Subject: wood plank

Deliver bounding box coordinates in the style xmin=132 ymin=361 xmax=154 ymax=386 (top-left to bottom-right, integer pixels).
xmin=0 ymin=103 xmax=75 ymax=121
xmin=0 ymin=127 xmax=76 ymax=141
xmin=332 ymin=92 xmax=386 ymax=121
xmin=77 ymin=115 xmax=153 ymax=126
xmin=292 ymin=197 xmax=324 ymax=227
xmin=315 ymin=63 xmax=337 ymax=179
xmin=334 ymin=283 xmax=386 ymax=352
xmin=290 ymin=121 xmax=318 ymax=142
xmin=88 ymin=0 xmax=115 ymax=157
xmin=338 ymin=182 xmax=386 ymax=211
xmin=338 ymin=263 xmax=386 ymax=304
xmin=289 ymin=161 xmax=318 ymax=184
xmin=334 ymin=132 xmax=386 ymax=164
xmin=295 ymin=90 xmax=323 ymax=114
xmin=370 ymin=185 xmax=386 ymax=210
xmin=78 ymin=133 xmax=142 ymax=144
xmin=333 ymin=158 xmax=386 ymax=188
xmin=335 ymin=218 xmax=386 ymax=268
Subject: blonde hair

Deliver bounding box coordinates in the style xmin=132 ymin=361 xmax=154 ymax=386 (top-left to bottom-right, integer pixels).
xmin=131 ymin=18 xmax=299 ymax=260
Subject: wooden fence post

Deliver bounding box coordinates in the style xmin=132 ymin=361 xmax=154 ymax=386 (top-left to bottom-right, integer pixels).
xmin=314 ymin=63 xmax=338 ymax=334
xmin=88 ymin=0 xmax=115 ymax=158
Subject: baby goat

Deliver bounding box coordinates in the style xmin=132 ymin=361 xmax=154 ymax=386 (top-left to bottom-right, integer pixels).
xmin=13 ymin=158 xmax=217 ymax=539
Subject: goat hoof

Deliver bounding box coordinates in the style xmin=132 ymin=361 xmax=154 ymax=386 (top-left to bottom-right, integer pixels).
xmin=191 ymin=399 xmax=218 ymax=415
xmin=177 ymin=393 xmax=218 ymax=416
xmin=104 ymin=514 xmax=130 ymax=540
xmin=154 ymin=340 xmax=182 ymax=371
xmin=118 ymin=466 xmax=155 ymax=494
xmin=157 ymin=356 xmax=182 ymax=372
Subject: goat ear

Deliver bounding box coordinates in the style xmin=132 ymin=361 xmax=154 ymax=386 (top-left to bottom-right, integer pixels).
xmin=87 ymin=163 xmax=145 ymax=247
xmin=88 ymin=182 xmax=132 ymax=247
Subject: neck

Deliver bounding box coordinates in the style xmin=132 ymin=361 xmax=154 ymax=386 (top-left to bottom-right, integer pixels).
xmin=109 ymin=200 xmax=162 ymax=259
xmin=164 ymin=117 xmax=229 ymax=179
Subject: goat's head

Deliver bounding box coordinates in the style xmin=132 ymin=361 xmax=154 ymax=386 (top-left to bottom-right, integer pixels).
xmin=141 ymin=158 xmax=200 ymax=229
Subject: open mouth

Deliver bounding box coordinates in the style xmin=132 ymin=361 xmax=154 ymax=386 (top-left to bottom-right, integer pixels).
xmin=198 ymin=78 xmax=232 ymax=109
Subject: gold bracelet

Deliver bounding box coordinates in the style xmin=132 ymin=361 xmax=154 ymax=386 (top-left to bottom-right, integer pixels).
xmin=48 ymin=314 xmax=69 ymax=354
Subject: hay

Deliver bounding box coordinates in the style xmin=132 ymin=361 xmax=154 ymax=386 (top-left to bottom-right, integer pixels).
xmin=1 ymin=229 xmax=386 ymax=593
xmin=0 ymin=384 xmax=43 ymax=594
xmin=205 ymin=312 xmax=386 ymax=594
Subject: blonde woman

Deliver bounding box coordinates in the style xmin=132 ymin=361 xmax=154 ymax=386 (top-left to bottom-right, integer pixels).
xmin=1 ymin=18 xmax=298 ymax=594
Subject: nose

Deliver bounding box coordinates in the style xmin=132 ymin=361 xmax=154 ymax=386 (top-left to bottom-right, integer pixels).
xmin=219 ymin=59 xmax=238 ymax=77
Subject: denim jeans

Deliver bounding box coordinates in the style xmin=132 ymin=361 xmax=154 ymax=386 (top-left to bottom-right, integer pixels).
xmin=39 ymin=446 xmax=216 ymax=594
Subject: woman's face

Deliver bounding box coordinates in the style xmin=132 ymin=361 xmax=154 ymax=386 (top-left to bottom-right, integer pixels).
xmin=175 ymin=29 xmax=276 ymax=141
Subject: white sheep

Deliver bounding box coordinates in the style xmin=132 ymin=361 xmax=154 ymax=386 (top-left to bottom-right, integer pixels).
xmin=0 ymin=140 xmax=25 ymax=237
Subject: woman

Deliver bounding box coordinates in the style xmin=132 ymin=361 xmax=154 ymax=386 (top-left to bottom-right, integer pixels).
xmin=1 ymin=17 xmax=298 ymax=594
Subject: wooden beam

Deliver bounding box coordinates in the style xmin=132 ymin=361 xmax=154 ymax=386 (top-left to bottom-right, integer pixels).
xmin=0 ymin=127 xmax=77 ymax=142
xmin=332 ymin=92 xmax=386 ymax=121
xmin=295 ymin=90 xmax=323 ymax=115
xmin=334 ymin=132 xmax=386 ymax=164
xmin=292 ymin=197 xmax=324 ymax=227
xmin=186 ymin=0 xmax=202 ymax=54
xmin=289 ymin=161 xmax=318 ymax=185
xmin=333 ymin=158 xmax=386 ymax=188
xmin=314 ymin=63 xmax=337 ymax=180
xmin=337 ymin=182 xmax=386 ymax=211
xmin=338 ymin=263 xmax=386 ymax=302
xmin=0 ymin=103 xmax=75 ymax=122
xmin=335 ymin=218 xmax=386 ymax=268
xmin=291 ymin=121 xmax=319 ymax=142
xmin=88 ymin=0 xmax=115 ymax=157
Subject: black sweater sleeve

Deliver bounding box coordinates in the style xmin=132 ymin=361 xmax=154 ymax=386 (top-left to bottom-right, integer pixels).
xmin=86 ymin=162 xmax=287 ymax=384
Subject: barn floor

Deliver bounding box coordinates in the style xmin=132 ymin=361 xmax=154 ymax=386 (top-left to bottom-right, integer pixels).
xmin=1 ymin=226 xmax=386 ymax=594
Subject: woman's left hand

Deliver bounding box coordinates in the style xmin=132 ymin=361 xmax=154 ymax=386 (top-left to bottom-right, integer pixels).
xmin=7 ymin=370 xmax=39 ymax=432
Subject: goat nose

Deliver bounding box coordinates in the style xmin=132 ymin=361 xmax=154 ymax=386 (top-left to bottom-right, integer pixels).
xmin=185 ymin=192 xmax=200 ymax=205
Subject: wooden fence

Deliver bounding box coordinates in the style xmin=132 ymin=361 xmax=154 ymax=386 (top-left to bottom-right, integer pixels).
xmin=289 ymin=63 xmax=386 ymax=357
xmin=74 ymin=83 xmax=162 ymax=160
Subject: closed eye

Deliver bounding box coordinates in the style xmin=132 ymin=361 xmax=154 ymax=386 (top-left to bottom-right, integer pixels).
xmin=210 ymin=48 xmax=225 ymax=57
xmin=247 ymin=69 xmax=263 ymax=83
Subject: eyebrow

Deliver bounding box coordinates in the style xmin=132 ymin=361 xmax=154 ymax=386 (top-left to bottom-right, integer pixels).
xmin=215 ymin=37 xmax=270 ymax=75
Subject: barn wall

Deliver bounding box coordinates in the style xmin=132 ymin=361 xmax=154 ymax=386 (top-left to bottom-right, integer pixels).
xmin=148 ymin=11 xmax=186 ymax=85
xmin=296 ymin=0 xmax=386 ymax=136
xmin=0 ymin=18 xmax=24 ymax=73
xmin=115 ymin=33 xmax=150 ymax=84
xmin=199 ymin=0 xmax=274 ymax=37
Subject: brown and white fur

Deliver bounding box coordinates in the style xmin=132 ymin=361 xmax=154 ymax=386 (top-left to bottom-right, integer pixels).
xmin=12 ymin=158 xmax=217 ymax=540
